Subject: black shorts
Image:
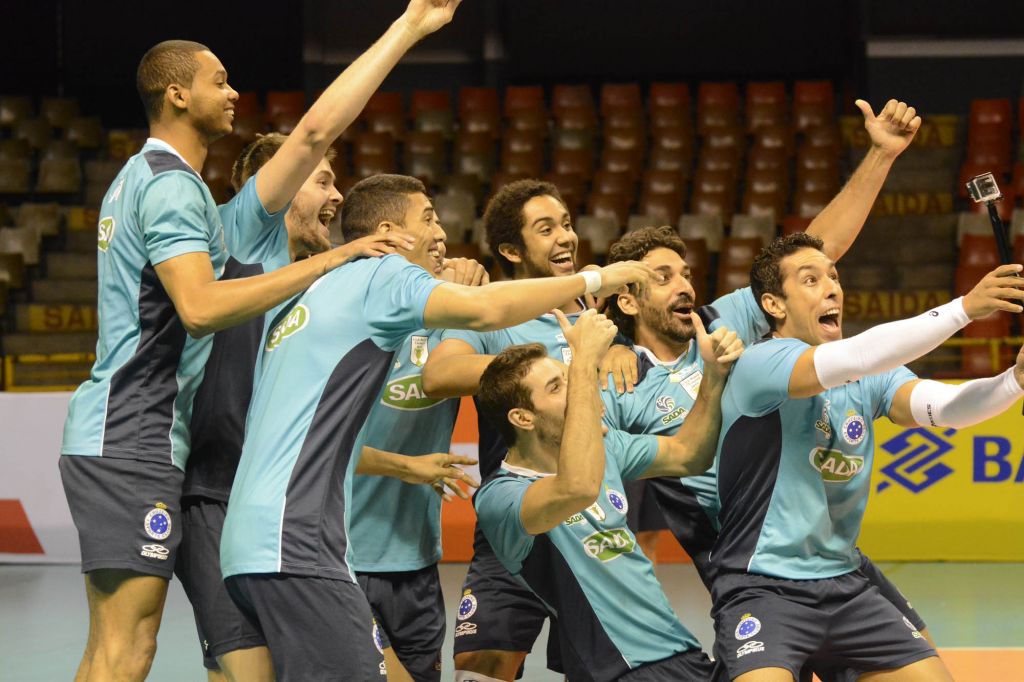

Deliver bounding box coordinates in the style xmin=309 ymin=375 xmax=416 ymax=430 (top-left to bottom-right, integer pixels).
xmin=711 ymin=571 xmax=937 ymax=680
xmin=453 ymin=530 xmax=561 ymax=674
xmin=858 ymin=553 xmax=926 ymax=631
xmin=59 ymin=454 xmax=184 ymax=579
xmin=624 ymin=480 xmax=669 ymax=533
xmin=646 ymin=477 xmax=719 ymax=588
xmin=174 ymin=497 xmax=264 ymax=670
xmin=357 ymin=564 xmax=445 ymax=682
xmin=226 ymin=573 xmax=385 ymax=681
xmin=618 ymin=649 xmax=722 ymax=681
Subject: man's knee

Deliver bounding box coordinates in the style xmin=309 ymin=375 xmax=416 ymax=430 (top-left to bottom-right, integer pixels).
xmin=453 ymin=650 xmax=525 ymax=682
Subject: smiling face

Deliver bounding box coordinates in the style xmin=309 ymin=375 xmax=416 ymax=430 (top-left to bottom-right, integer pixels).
xmin=515 ymin=357 xmax=570 ymax=447
xmin=764 ymin=247 xmax=844 ymax=345
xmin=624 ymin=246 xmax=698 ymax=347
xmin=397 ymin=192 xmax=447 ymax=276
xmin=183 ymin=50 xmax=238 ymax=140
xmin=285 ymin=157 xmax=341 ymax=259
xmin=501 ymin=195 xmax=579 ymax=279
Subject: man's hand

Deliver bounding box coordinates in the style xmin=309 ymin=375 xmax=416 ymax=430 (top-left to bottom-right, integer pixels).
xmin=963 ymin=264 xmax=1024 ymax=319
xmin=441 ymin=257 xmax=489 ymax=286
xmin=855 ymin=98 xmax=922 ymax=159
xmin=399 ymin=0 xmax=462 ymax=41
xmin=1014 ymin=344 xmax=1024 ymax=390
xmin=592 ymin=261 xmax=657 ymax=299
xmin=554 ymin=308 xmax=618 ymax=366
xmin=600 ymin=344 xmax=639 ymax=394
xmin=338 ymin=233 xmax=415 ymax=261
xmin=693 ymin=313 xmax=744 ymax=381
xmin=399 ymin=453 xmax=479 ymax=501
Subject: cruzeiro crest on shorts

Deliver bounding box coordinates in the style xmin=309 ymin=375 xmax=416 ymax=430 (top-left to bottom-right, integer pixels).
xmin=372 ymin=619 xmax=384 ymax=653
xmin=735 ymin=613 xmax=761 ymax=640
xmin=457 ymin=590 xmax=478 ymax=621
xmin=144 ymin=503 xmax=171 ymax=541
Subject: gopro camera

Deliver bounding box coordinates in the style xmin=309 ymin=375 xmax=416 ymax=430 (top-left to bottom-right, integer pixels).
xmin=965 ymin=172 xmax=1003 ymax=203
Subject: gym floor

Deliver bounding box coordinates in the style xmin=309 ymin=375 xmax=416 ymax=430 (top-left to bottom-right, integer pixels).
xmin=1 ymin=563 xmax=1021 ymax=681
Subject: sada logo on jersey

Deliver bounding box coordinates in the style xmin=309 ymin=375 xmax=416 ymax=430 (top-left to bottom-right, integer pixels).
xmin=582 ymin=528 xmax=635 ymax=562
xmin=97 ymin=217 xmax=115 ymax=252
xmin=265 ymin=305 xmax=309 ymax=351
xmin=809 ymin=447 xmax=864 ymax=482
xmin=381 ymin=375 xmax=441 ymax=411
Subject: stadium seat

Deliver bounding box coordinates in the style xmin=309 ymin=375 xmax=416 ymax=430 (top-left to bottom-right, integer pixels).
xmin=36 ymin=158 xmax=82 ymax=194
xmin=434 ymin=190 xmax=476 ymax=240
xmin=504 ymin=86 xmax=545 ymax=117
xmin=693 ymin=168 xmax=735 ymax=198
xmin=720 ymin=236 xmax=762 ymax=269
xmin=64 ymin=117 xmax=103 ymax=150
xmin=405 ymin=154 xmax=446 ymax=188
xmin=544 ymin=171 xmax=585 ymax=214
xmin=954 ymin=264 xmax=992 ymax=297
xmin=697 ymin=82 xmax=739 ymax=113
xmin=364 ymin=111 xmax=406 ymax=140
xmin=745 ymin=81 xmax=787 ymax=132
xmin=792 ymin=102 xmax=833 ymax=132
xmin=502 ymin=130 xmax=544 ymax=157
xmin=793 ymin=80 xmax=834 ymax=107
xmin=555 ymin=107 xmax=597 ymax=134
xmin=968 ymin=99 xmax=1012 ymax=135
xmin=266 ymin=91 xmax=306 ymax=119
xmin=600 ymin=83 xmax=641 ymax=115
xmin=414 ymin=110 xmax=455 ymax=138
xmin=651 ymin=125 xmax=694 ymax=157
xmin=39 ymin=139 xmax=76 ymax=161
xmin=270 ymin=111 xmax=302 ymax=134
xmin=552 ymin=85 xmax=595 ymax=118
xmin=797 ymin=145 xmax=838 ymax=173
xmin=697 ymin=147 xmax=741 ymax=178
xmin=0 ymin=95 xmax=32 ymax=128
xmin=966 ymin=136 xmax=1011 ymax=174
xmin=604 ymin=128 xmax=645 ymax=164
xmin=648 ymin=147 xmax=691 ymax=175
xmin=741 ymin=190 xmax=786 ymax=222
xmin=782 ymin=215 xmax=812 ymax=236
xmin=207 ymin=134 xmax=246 ymax=163
xmin=405 ymin=130 xmax=446 ymax=160
xmin=233 ymin=91 xmax=261 ymax=118
xmin=604 ymin=107 xmax=645 ymax=133
xmin=638 ymin=193 xmax=684 ymax=225
xmin=501 ymin=150 xmax=544 ymax=177
xmin=803 ymin=124 xmax=842 ymax=152
xmin=747 ymin=102 xmax=787 ymax=133
xmin=703 ymin=126 xmax=745 ymax=154
xmin=731 ymin=214 xmax=777 ymax=246
xmin=15 ymin=118 xmax=53 ymax=149
xmin=0 ymin=138 xmax=31 ymax=160
xmin=505 ymin=108 xmax=549 ymax=136
xmin=689 ymin=189 xmax=734 ymax=225
xmin=0 ymin=159 xmax=32 ymax=194
xmin=364 ymin=91 xmax=404 ymax=116
xmin=459 ymin=87 xmax=499 ymax=118
xmin=453 ymin=132 xmax=495 ymax=181
xmin=1013 ymin=233 xmax=1024 ymax=264
xmin=551 ymin=127 xmax=594 ymax=152
xmin=746 ymin=81 xmax=787 ymax=108
xmin=576 ymin=215 xmax=620 ymax=255
xmin=231 ymin=113 xmax=265 ymax=142
xmin=697 ymin=105 xmax=739 ymax=134
xmin=40 ymin=97 xmax=80 ymax=129
xmin=84 ymin=160 xmax=122 ymax=188
xmin=488 ymin=171 xmax=530 ymax=197
xmin=678 ymin=213 xmax=725 ymax=252
xmin=444 ymin=242 xmax=483 ymax=261
xmin=958 ymin=233 xmax=1001 ymax=268
xmin=411 ymin=90 xmax=451 ymax=118
xmin=626 ymin=214 xmax=662 ymax=233
xmin=642 ymin=170 xmax=686 ymax=199
xmin=716 ymin=263 xmax=750 ymax=294
xmin=649 ymin=105 xmax=690 ymax=134
xmin=0 ymin=252 xmax=27 ymax=289
xmin=463 ymin=110 xmax=501 ymax=139
xmin=747 ymin=146 xmax=789 ymax=174
xmin=592 ymin=170 xmax=635 ymax=199
xmin=353 ymin=151 xmax=396 ymax=178
xmin=967 ymin=190 xmax=1014 ymax=224
xmin=1011 ymin=164 xmax=1024 ymax=200
xmin=599 ymin=149 xmax=641 ymax=180
xmin=0 ymin=226 xmax=41 ymax=266
xmin=796 ymin=167 xmax=839 ymax=195
xmin=354 ymin=132 xmax=396 ymax=161
xmin=586 ymin=192 xmax=629 ymax=227
xmin=793 ymin=190 xmax=831 ymax=218
xmin=649 ymin=83 xmax=690 ymax=112
xmin=575 ymin=238 xmax=596 ymax=268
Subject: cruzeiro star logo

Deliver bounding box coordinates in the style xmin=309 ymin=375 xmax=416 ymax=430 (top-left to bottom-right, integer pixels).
xmin=876 ymin=427 xmax=956 ymax=493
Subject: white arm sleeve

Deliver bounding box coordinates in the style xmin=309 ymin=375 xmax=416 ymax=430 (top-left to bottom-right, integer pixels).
xmin=910 ymin=370 xmax=1024 ymax=428
xmin=814 ymin=298 xmax=970 ymax=389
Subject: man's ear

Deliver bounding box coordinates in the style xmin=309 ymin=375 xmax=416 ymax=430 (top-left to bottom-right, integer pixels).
xmin=615 ymin=291 xmax=640 ymax=318
xmin=165 ymin=83 xmax=189 ymax=114
xmin=508 ymin=407 xmax=534 ymax=432
xmin=497 ymin=242 xmax=523 ymax=266
xmin=760 ymin=292 xmax=787 ymax=326
xmin=376 ymin=221 xmax=398 ymax=235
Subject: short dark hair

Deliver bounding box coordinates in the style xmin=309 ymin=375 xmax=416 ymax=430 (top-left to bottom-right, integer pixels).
xmin=483 ymin=179 xmax=565 ymax=277
xmin=477 ymin=343 xmax=548 ymax=446
xmin=137 ymin=40 xmax=210 ymax=122
xmin=750 ymin=232 xmax=826 ymax=330
xmin=341 ymin=174 xmax=427 ymax=241
xmin=231 ymin=133 xmax=336 ymax=192
xmin=604 ymin=226 xmax=688 ymax=340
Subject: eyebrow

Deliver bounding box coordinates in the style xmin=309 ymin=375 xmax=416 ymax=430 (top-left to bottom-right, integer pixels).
xmin=214 ymin=69 xmax=227 ymax=78
xmin=421 ymin=206 xmax=434 ymax=218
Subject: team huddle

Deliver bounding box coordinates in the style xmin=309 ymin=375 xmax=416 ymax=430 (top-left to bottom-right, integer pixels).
xmin=55 ymin=1 xmax=1024 ymax=681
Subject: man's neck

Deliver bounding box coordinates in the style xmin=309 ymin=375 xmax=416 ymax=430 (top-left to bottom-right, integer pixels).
xmin=148 ymin=120 xmax=209 ymax=173
xmin=504 ymin=439 xmax=560 ymax=475
xmin=512 ymin=269 xmax=583 ymax=314
xmin=634 ymin=327 xmax=689 ymax=363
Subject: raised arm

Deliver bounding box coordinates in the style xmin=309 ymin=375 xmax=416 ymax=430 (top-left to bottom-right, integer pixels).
xmin=421 ymin=261 xmax=655 ymax=333
xmin=255 ymin=0 xmax=461 ymax=212
xmin=787 ymin=265 xmax=1024 ymax=398
xmin=518 ymin=310 xmax=617 ymax=535
xmin=806 ymin=99 xmax=921 ymax=261
xmin=641 ymin=315 xmax=744 ymax=478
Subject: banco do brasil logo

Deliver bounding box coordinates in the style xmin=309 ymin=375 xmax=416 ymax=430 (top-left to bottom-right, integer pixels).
xmin=876 ymin=427 xmax=955 ymax=493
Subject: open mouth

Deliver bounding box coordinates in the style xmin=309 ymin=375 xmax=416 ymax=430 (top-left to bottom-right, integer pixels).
xmin=318 ymin=207 xmax=335 ymax=228
xmin=428 ymin=247 xmax=443 ymax=273
xmin=670 ymin=300 xmax=694 ymax=322
xmin=549 ymin=250 xmax=575 ymax=274
xmin=818 ymin=307 xmax=841 ymax=333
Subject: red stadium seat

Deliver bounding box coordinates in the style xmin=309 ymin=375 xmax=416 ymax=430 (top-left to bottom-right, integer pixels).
xmin=504 ymin=86 xmax=546 ymax=116
xmin=266 ymin=91 xmax=306 ymax=119
xmin=592 ymin=170 xmax=635 ymax=198
xmin=796 ymin=167 xmax=839 ymax=195
xmin=697 ymin=82 xmax=739 ymax=113
xmin=966 ymin=136 xmax=1011 ymax=174
xmin=803 ymin=125 xmax=842 ymax=152
xmin=969 ymin=99 xmax=1012 ymax=134
xmin=793 ymin=102 xmax=832 ymax=132
xmin=599 ymin=148 xmax=642 ymax=180
xmin=697 ymin=104 xmax=739 ymax=134
xmin=544 ymin=171 xmax=586 ymax=215
xmin=782 ymin=215 xmax=812 ymax=236
xmin=748 ymin=146 xmax=789 ymax=173
xmin=552 ymin=85 xmax=595 ymax=117
xmin=638 ymin=193 xmax=683 ymax=225
xmin=720 ymin=236 xmax=762 ymax=269
xmin=689 ymin=189 xmax=734 ymax=224
xmin=716 ymin=265 xmax=751 ymax=295
xmin=747 ymin=103 xmax=787 ymax=133
xmin=642 ymin=170 xmax=686 ymax=198
xmin=649 ymin=105 xmax=691 ymax=133
xmin=586 ymin=192 xmax=630 ymax=227
xmin=414 ymin=110 xmax=455 ymax=138
xmin=958 ymin=234 xmax=1001 ymax=269
xmin=603 ymin=107 xmax=645 ymax=132
xmin=954 ymin=265 xmax=992 ymax=297
xmin=649 ymin=83 xmax=690 ymax=112
xmin=503 ymin=130 xmax=544 ymax=156
xmin=603 ymin=127 xmax=645 ymax=163
xmin=551 ymin=148 xmax=593 ymax=181
xmin=501 ymin=150 xmax=544 ymax=177
xmin=233 ymin=92 xmax=262 ymax=118
xmin=600 ymin=83 xmax=642 ymax=115
xmin=364 ymin=111 xmax=405 ymax=140
xmin=462 ymin=110 xmax=501 ymax=139
xmin=703 ymin=126 xmax=745 ymax=153
xmin=555 ymin=107 xmax=597 ymax=133
xmin=793 ymin=81 xmax=834 ymax=106
xmin=793 ymin=189 xmax=831 ymax=218
xmin=649 ymin=147 xmax=692 ymax=175
xmin=967 ymin=191 xmax=1014 ymax=223
xmin=753 ymin=125 xmax=794 ymax=156
xmin=411 ymin=90 xmax=452 ymax=117
xmin=459 ymin=87 xmax=500 ymax=118
xmin=697 ymin=147 xmax=741 ymax=179
xmin=693 ymin=169 xmax=735 ymax=197
xmin=742 ymin=190 xmax=786 ymax=222
xmin=364 ymin=91 xmax=404 ymax=116
xmin=746 ymin=167 xmax=788 ymax=196
xmin=747 ymin=81 xmax=787 ymax=107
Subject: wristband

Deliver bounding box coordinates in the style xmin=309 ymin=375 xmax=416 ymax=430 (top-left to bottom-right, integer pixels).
xmin=580 ymin=270 xmax=602 ymax=295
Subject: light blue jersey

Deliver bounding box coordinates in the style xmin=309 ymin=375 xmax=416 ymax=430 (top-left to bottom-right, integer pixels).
xmin=348 ymin=329 xmax=459 ymax=572
xmin=475 ymin=429 xmax=702 ymax=679
xmin=442 ymin=307 xmax=582 ymax=478
xmin=600 ymin=287 xmax=769 ymax=522
xmin=221 ymin=255 xmax=443 ymax=581
xmin=62 ymin=139 xmax=227 ymax=470
xmin=713 ymin=337 xmax=916 ymax=579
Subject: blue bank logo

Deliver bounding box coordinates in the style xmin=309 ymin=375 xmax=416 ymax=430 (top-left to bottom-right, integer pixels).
xmin=876 ymin=427 xmax=956 ymax=493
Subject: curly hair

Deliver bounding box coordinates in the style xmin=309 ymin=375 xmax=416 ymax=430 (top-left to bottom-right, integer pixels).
xmin=603 ymin=225 xmax=688 ymax=340
xmin=750 ymin=232 xmax=826 ymax=330
xmin=476 ymin=343 xmax=549 ymax=446
xmin=483 ymin=179 xmax=565 ymax=277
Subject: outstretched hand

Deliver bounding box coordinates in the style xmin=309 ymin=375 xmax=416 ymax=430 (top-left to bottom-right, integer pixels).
xmin=855 ymin=98 xmax=922 ymax=159
xmin=692 ymin=313 xmax=744 ymax=379
xmin=399 ymin=453 xmax=479 ymax=502
xmin=401 ymin=0 xmax=463 ymax=40
xmin=963 ymin=263 xmax=1024 ymax=320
